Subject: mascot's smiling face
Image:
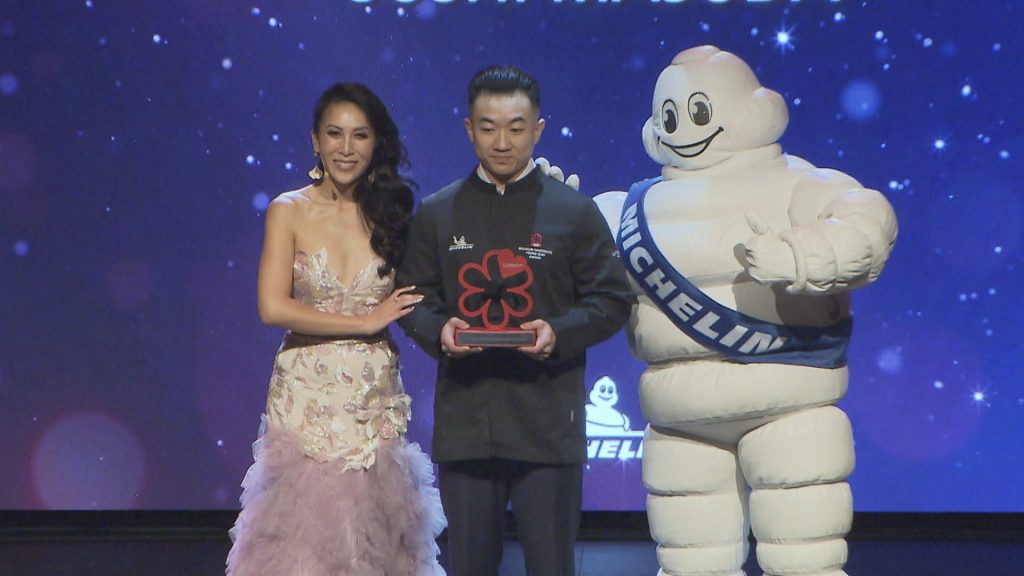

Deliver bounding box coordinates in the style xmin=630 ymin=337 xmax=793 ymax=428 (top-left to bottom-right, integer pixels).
xmin=643 ymin=45 xmax=789 ymax=170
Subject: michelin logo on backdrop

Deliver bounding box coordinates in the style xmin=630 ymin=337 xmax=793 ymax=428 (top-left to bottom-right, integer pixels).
xmin=585 ymin=376 xmax=644 ymax=460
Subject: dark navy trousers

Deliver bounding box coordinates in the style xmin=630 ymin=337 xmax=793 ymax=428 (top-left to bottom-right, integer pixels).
xmin=438 ymin=458 xmax=583 ymax=576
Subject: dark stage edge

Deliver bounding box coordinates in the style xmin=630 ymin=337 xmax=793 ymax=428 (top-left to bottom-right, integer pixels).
xmin=2 ymin=512 xmax=1024 ymax=576
xmin=1 ymin=511 xmax=1022 ymax=542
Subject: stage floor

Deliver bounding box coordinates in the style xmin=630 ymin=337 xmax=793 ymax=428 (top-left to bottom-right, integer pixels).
xmin=3 ymin=537 xmax=1024 ymax=575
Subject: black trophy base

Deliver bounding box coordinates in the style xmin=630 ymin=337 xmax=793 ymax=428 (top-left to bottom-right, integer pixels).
xmin=454 ymin=328 xmax=537 ymax=348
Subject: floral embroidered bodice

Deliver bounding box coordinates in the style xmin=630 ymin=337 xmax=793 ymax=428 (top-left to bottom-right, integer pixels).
xmin=264 ymin=248 xmax=412 ymax=471
xmin=292 ymin=248 xmax=389 ymax=316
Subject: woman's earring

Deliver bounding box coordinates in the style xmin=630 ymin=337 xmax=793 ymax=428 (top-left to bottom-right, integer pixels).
xmin=367 ymin=170 xmax=376 ymax=184
xmin=308 ymin=156 xmax=325 ymax=181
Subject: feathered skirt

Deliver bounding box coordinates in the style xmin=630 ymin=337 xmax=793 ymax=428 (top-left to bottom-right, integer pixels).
xmin=227 ymin=420 xmax=446 ymax=575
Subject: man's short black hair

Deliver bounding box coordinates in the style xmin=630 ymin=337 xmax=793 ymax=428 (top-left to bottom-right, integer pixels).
xmin=467 ymin=65 xmax=540 ymax=111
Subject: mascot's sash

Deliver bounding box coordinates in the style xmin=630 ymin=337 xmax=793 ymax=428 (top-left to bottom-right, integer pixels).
xmin=617 ymin=178 xmax=850 ymax=368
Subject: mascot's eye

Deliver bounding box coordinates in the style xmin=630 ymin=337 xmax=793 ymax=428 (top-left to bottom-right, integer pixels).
xmin=687 ymin=92 xmax=712 ymax=126
xmin=661 ymin=100 xmax=679 ymax=134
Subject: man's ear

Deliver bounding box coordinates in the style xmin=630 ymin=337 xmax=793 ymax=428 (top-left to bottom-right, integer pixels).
xmin=464 ymin=118 xmax=474 ymax=143
xmin=534 ymin=117 xmax=546 ymax=142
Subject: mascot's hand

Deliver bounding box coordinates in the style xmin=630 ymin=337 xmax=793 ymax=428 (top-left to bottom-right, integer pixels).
xmin=536 ymin=157 xmax=580 ymax=191
xmin=744 ymin=212 xmax=798 ymax=289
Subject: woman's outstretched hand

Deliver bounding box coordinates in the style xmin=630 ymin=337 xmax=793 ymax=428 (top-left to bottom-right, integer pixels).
xmin=363 ymin=285 xmax=423 ymax=335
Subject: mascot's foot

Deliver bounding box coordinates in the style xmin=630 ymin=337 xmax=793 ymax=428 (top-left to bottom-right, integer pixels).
xmin=764 ymin=571 xmax=847 ymax=576
xmin=659 ymin=565 xmax=749 ymax=569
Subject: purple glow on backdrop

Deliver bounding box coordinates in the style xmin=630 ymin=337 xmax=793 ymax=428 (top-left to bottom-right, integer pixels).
xmin=859 ymin=325 xmax=985 ymax=464
xmin=106 ymin=259 xmax=155 ymax=311
xmin=1 ymin=2 xmax=1021 ymax=513
xmin=0 ymin=133 xmax=38 ymax=195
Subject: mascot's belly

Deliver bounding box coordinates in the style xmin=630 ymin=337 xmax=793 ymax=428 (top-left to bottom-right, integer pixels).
xmin=628 ymin=172 xmax=849 ymax=424
xmin=638 ymin=358 xmax=847 ymax=426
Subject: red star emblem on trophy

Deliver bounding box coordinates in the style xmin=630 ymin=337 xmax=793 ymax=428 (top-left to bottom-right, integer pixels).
xmin=455 ymin=249 xmax=537 ymax=347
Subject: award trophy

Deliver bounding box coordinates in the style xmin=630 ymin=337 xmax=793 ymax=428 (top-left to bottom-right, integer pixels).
xmin=454 ymin=248 xmax=537 ymax=347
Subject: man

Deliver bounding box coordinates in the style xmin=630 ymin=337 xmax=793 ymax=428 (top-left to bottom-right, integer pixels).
xmin=397 ymin=65 xmax=634 ymax=576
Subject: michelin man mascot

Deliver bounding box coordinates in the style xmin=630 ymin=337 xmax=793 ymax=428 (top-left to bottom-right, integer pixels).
xmin=595 ymin=46 xmax=897 ymax=576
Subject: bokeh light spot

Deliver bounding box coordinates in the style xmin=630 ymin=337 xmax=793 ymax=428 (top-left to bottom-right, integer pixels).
xmin=840 ymin=79 xmax=882 ymax=121
xmin=252 ymin=192 xmax=270 ymax=211
xmin=414 ymin=0 xmax=437 ymax=19
xmin=0 ymin=72 xmax=17 ymax=95
xmin=32 ymin=412 xmax=145 ymax=509
xmin=876 ymin=346 xmax=903 ymax=375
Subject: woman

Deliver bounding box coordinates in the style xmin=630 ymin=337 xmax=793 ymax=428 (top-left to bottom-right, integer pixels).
xmin=227 ymin=83 xmax=445 ymax=575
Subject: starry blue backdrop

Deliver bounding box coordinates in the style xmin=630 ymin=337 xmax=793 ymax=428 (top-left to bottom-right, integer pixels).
xmin=1 ymin=1 xmax=1020 ymax=512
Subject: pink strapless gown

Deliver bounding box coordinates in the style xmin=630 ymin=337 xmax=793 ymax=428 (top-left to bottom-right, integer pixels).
xmin=227 ymin=248 xmax=446 ymax=576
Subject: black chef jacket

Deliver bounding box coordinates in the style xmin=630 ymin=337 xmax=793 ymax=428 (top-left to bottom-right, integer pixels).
xmin=396 ymin=167 xmax=634 ymax=464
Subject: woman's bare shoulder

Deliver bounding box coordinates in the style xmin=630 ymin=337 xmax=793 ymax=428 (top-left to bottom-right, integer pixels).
xmin=271 ymin=186 xmax=314 ymax=208
xmin=267 ymin=186 xmax=317 ymax=219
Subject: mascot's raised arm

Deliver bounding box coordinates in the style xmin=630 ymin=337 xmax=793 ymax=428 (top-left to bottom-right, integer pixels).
xmin=595 ymin=45 xmax=897 ymax=576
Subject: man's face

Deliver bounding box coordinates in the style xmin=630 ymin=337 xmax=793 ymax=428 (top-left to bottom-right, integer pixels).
xmin=465 ymin=90 xmax=545 ymax=185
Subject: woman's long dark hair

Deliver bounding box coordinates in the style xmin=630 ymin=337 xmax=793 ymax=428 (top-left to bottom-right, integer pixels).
xmin=312 ymin=83 xmax=415 ymax=277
